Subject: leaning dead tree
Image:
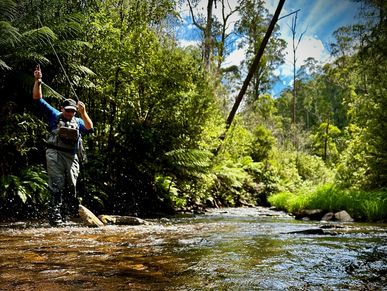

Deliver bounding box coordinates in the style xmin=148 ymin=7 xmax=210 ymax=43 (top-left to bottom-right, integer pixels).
xmin=224 ymin=0 xmax=286 ymax=131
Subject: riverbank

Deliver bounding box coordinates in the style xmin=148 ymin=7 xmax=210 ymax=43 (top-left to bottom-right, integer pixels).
xmin=268 ymin=184 xmax=387 ymax=222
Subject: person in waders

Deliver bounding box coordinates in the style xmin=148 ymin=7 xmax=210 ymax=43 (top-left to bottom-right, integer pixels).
xmin=32 ymin=65 xmax=94 ymax=226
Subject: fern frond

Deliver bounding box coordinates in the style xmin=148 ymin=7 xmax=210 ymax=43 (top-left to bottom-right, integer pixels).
xmin=0 ymin=21 xmax=21 ymax=46
xmin=14 ymin=51 xmax=51 ymax=65
xmin=0 ymin=0 xmax=17 ymax=21
xmin=21 ymin=26 xmax=57 ymax=46
xmin=164 ymin=149 xmax=213 ymax=176
xmin=0 ymin=59 xmax=11 ymax=70
xmin=72 ymin=64 xmax=96 ymax=76
xmin=214 ymin=164 xmax=248 ymax=188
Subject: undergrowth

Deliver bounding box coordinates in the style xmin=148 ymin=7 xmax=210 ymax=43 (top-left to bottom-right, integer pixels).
xmin=268 ymin=184 xmax=387 ymax=222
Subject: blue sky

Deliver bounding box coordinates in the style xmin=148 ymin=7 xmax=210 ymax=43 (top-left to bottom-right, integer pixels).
xmin=177 ymin=0 xmax=362 ymax=96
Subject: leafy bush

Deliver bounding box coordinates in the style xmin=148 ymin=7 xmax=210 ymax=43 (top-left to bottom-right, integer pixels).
xmin=0 ymin=110 xmax=47 ymax=177
xmin=335 ymin=124 xmax=371 ymax=189
xmin=0 ymin=165 xmax=48 ymax=219
xmin=270 ymin=148 xmax=334 ymax=193
xmin=250 ymin=125 xmax=275 ymax=162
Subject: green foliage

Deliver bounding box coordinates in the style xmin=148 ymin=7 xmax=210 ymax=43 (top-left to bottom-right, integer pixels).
xmin=311 ymin=122 xmax=341 ymax=163
xmin=0 ymin=110 xmax=47 ymax=176
xmin=155 ymin=175 xmax=186 ymax=209
xmin=75 ymin=0 xmax=216 ymax=214
xmin=268 ymin=184 xmax=387 ymax=222
xmin=0 ymin=165 xmax=48 ymax=218
xmin=163 ymin=149 xmax=213 ymax=177
xmin=250 ymin=125 xmax=275 ymax=162
xmin=211 ymin=161 xmax=252 ymax=207
xmin=335 ymin=124 xmax=369 ymax=188
xmin=270 ymin=149 xmax=334 ymax=193
xmin=0 ymin=165 xmax=48 ymax=203
xmin=0 ymin=0 xmax=385 ymax=221
xmin=220 ymin=119 xmax=255 ymax=161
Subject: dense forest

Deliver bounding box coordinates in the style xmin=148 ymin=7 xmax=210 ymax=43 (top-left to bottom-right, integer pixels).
xmin=0 ymin=0 xmax=386 ymax=222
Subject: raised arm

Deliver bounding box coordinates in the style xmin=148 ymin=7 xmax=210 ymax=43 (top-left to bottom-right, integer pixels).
xmin=77 ymin=101 xmax=93 ymax=130
xmin=33 ymin=65 xmax=42 ymax=100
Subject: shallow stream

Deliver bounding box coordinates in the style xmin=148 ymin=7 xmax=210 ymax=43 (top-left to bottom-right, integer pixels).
xmin=0 ymin=207 xmax=386 ymax=290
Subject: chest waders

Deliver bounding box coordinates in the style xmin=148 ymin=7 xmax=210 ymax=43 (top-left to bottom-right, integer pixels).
xmin=46 ymin=114 xmax=82 ymax=225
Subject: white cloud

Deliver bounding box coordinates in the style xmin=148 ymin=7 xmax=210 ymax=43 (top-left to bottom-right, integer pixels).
xmin=223 ymin=46 xmax=246 ymax=67
xmin=178 ymin=39 xmax=200 ymax=48
xmin=297 ymin=35 xmax=329 ymax=63
xmin=275 ymin=34 xmax=329 ymax=85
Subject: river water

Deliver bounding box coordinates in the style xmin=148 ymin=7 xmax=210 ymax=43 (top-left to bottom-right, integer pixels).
xmin=0 ymin=207 xmax=386 ymax=290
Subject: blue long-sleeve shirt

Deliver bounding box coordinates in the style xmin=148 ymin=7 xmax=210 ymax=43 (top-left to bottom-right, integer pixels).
xmin=35 ymin=98 xmax=93 ymax=135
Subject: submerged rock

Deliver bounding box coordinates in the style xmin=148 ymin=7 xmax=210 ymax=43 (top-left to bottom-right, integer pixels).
xmin=293 ymin=209 xmax=325 ymax=220
xmin=98 ymin=215 xmax=149 ymax=225
xmin=287 ymin=228 xmax=326 ymax=235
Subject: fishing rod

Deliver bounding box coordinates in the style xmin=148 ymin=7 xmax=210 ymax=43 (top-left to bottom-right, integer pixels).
xmin=35 ymin=63 xmax=66 ymax=100
xmin=40 ymin=80 xmax=66 ymax=100
xmin=37 ymin=16 xmax=79 ymax=102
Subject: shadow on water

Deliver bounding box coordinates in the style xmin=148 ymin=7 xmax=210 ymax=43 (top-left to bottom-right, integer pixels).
xmin=0 ymin=207 xmax=386 ymax=290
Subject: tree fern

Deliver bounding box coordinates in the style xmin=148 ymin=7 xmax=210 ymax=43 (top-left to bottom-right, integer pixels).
xmin=164 ymin=148 xmax=213 ymax=177
xmin=0 ymin=0 xmax=17 ymax=19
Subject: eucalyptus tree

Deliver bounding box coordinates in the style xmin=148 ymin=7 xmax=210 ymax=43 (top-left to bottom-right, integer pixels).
xmin=328 ymin=0 xmax=387 ymax=189
xmin=355 ymin=0 xmax=387 ymax=188
xmin=186 ymin=0 xmax=243 ymax=72
xmin=288 ymin=10 xmax=306 ymax=125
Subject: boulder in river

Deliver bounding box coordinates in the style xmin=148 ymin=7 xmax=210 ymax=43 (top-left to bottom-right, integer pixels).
xmin=98 ymin=215 xmax=149 ymax=225
xmin=321 ymin=210 xmax=354 ymax=222
xmin=334 ymin=210 xmax=354 ymax=222
xmin=321 ymin=212 xmax=335 ymax=222
xmin=79 ymin=205 xmax=104 ymax=227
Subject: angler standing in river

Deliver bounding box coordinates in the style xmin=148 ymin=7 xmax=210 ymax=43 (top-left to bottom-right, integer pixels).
xmin=32 ymin=65 xmax=94 ymax=226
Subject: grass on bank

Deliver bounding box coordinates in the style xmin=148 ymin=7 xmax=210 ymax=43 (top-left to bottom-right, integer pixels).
xmin=268 ymin=184 xmax=387 ymax=222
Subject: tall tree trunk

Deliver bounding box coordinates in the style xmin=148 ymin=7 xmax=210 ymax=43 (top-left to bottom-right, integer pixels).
xmin=323 ymin=119 xmax=329 ymax=161
xmin=289 ymin=11 xmax=306 ymax=125
xmin=291 ymin=12 xmax=297 ymax=124
xmin=204 ymin=0 xmax=214 ymax=70
xmin=292 ymin=47 xmax=296 ymax=124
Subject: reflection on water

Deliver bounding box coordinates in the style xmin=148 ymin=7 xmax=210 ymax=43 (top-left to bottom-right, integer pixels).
xmin=0 ymin=207 xmax=386 ymax=290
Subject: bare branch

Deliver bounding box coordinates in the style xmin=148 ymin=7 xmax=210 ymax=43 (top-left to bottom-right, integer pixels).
xmin=187 ymin=0 xmax=204 ymax=31
xmin=278 ymin=9 xmax=300 ymax=21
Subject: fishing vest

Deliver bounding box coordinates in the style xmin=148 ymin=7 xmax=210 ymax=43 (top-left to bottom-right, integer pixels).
xmin=46 ymin=114 xmax=81 ymax=154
